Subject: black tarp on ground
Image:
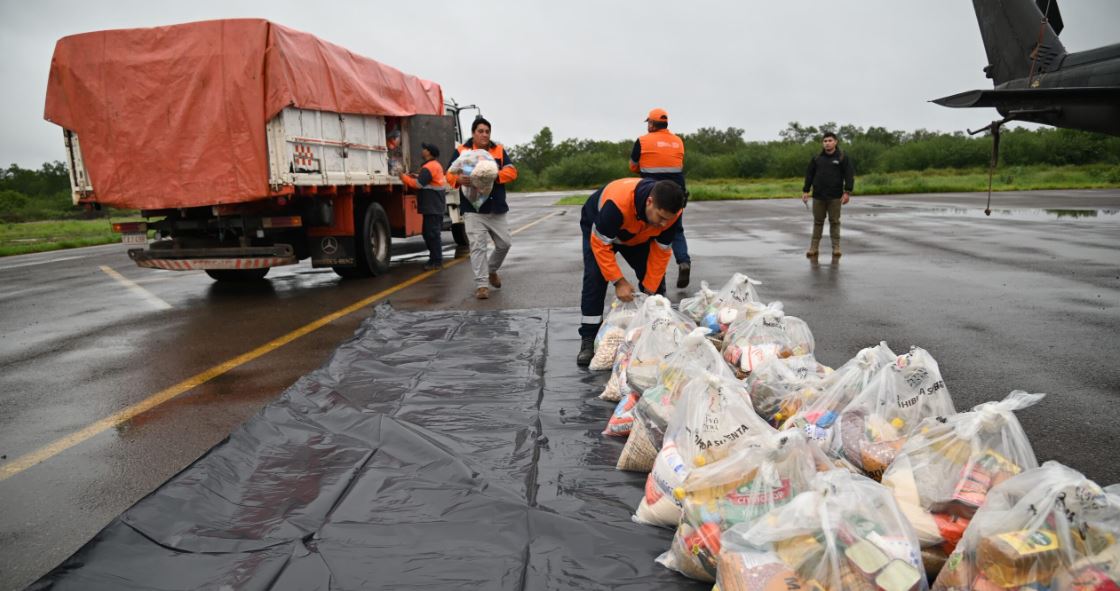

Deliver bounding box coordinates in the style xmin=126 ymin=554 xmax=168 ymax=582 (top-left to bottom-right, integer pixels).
xmin=32 ymin=305 xmax=706 ymax=590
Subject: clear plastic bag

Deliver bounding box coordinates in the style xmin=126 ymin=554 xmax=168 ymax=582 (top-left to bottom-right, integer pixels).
xmin=617 ymin=328 xmax=732 ymax=472
xmin=719 ymin=469 xmax=928 ymax=591
xmin=678 ymin=280 xmax=717 ymax=324
xmin=603 ymin=297 xmax=694 ymax=436
xmin=657 ymin=430 xmax=825 ymax=581
xmin=589 ymin=295 xmax=646 ymax=371
xmin=448 ymin=149 xmax=498 ymax=209
xmin=633 ymin=370 xmax=774 ymax=526
xmin=721 ymin=302 xmax=815 ymax=379
xmin=746 ymin=354 xmax=831 ymax=428
xmin=698 ymin=273 xmax=764 ymax=339
xmin=829 ymin=346 xmax=956 ymax=481
xmin=779 ymin=342 xmax=897 ymax=445
xmin=884 ymin=390 xmax=1044 ymax=572
xmin=624 ymin=295 xmax=695 ymax=393
xmin=932 ymin=461 xmax=1120 ymax=590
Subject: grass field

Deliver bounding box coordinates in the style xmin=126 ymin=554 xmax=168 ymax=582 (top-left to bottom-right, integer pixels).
xmin=0 ymin=218 xmax=147 ymax=257
xmin=552 ymin=164 xmax=1120 ymax=205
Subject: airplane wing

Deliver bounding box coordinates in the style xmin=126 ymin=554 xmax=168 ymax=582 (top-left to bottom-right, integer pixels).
xmin=933 ymin=87 xmax=1120 ymax=109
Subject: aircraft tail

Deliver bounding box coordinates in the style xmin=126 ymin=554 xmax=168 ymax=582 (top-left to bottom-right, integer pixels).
xmin=972 ymin=0 xmax=1066 ymax=85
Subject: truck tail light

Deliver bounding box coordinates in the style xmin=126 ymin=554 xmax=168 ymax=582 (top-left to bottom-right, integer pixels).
xmin=112 ymin=222 xmax=147 ymax=233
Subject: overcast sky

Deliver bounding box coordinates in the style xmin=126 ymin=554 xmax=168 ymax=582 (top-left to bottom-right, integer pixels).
xmin=2 ymin=0 xmax=1117 ymax=168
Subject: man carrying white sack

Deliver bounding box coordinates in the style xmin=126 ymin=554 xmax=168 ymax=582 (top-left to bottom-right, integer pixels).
xmin=447 ymin=117 xmax=518 ymax=300
xmin=576 ymin=177 xmax=686 ymax=366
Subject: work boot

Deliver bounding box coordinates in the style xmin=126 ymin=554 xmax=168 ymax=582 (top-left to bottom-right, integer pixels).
xmin=475 ymin=286 xmax=489 ymax=300
xmin=806 ymin=239 xmax=820 ymax=258
xmin=676 ymin=262 xmax=691 ymax=289
xmin=488 ymin=271 xmax=502 ymax=288
xmin=832 ymin=239 xmax=841 ymax=257
xmin=576 ymin=336 xmax=595 ymax=367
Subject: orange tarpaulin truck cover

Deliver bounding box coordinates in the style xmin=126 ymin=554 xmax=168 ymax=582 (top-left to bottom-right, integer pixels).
xmin=44 ymin=19 xmax=444 ymax=210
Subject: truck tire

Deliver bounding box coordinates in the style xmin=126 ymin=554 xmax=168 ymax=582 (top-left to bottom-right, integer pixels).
xmin=206 ymin=268 xmax=270 ymax=282
xmin=356 ymin=201 xmax=391 ymax=276
xmin=451 ymin=221 xmax=469 ymax=247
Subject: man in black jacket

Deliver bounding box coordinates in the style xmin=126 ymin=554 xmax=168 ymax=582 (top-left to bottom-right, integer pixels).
xmin=801 ymin=132 xmax=854 ymax=257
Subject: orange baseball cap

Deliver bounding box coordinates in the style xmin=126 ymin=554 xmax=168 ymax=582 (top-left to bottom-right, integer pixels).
xmin=645 ymin=108 xmax=669 ymax=123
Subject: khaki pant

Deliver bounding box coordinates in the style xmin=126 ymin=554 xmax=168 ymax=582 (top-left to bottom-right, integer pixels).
xmin=463 ymin=212 xmax=511 ymax=287
xmin=811 ymin=198 xmax=842 ymax=245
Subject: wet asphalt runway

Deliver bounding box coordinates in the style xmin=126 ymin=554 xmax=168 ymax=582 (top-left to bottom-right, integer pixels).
xmin=1 ymin=189 xmax=1118 ymax=589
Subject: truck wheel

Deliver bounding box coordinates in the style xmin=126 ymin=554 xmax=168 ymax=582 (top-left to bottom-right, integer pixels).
xmin=356 ymin=201 xmax=391 ymax=276
xmin=206 ymin=268 xmax=270 ymax=282
xmin=451 ymin=221 xmax=469 ymax=247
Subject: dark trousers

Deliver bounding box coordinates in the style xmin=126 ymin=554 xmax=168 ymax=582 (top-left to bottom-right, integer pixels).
xmin=671 ymin=220 xmax=690 ymax=264
xmin=422 ymin=214 xmax=443 ymax=264
xmin=579 ymin=220 xmax=666 ymax=338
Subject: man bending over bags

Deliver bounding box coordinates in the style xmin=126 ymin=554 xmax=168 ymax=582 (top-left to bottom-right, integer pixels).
xmin=577 ymin=178 xmax=686 ymax=366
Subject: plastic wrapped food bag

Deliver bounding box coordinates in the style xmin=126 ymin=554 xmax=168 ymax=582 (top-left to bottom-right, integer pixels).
xmin=602 ymin=297 xmax=693 ymax=436
xmin=829 ymin=346 xmax=955 ymax=481
xmin=617 ymin=328 xmax=731 ymax=472
xmin=699 ymin=273 xmax=764 ymax=338
xmin=884 ymin=390 xmax=1044 ymax=575
xmin=589 ymin=295 xmax=645 ymax=371
xmin=746 ymin=354 xmax=831 ymax=428
xmin=719 ymin=469 xmax=928 ymax=591
xmin=933 ymin=461 xmax=1120 ymax=590
xmin=623 ymin=295 xmax=695 ymax=393
xmin=634 ymin=371 xmax=773 ymax=526
xmin=448 ymin=149 xmax=498 ymax=209
xmin=679 ymin=280 xmax=717 ymax=324
xmin=722 ymin=302 xmax=815 ymax=378
xmin=657 ymin=430 xmax=825 ymax=581
xmin=780 ymin=342 xmax=897 ymax=445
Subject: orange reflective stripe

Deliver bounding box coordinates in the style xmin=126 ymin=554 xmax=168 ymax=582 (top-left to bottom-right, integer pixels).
xmin=637 ymin=130 xmax=684 ymax=172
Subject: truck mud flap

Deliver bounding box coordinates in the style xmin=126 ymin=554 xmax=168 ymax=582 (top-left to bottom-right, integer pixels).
xmin=309 ymin=234 xmax=356 ymax=267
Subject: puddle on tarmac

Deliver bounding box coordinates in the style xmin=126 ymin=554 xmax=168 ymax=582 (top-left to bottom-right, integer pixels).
xmin=861 ymin=203 xmax=1120 ymax=221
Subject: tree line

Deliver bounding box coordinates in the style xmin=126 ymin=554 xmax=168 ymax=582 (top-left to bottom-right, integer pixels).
xmin=505 ymin=122 xmax=1120 ymax=190
xmin=3 ymin=123 xmax=1119 ymax=222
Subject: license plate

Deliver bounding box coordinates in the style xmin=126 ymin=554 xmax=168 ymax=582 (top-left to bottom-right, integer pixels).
xmin=121 ymin=232 xmax=147 ymax=246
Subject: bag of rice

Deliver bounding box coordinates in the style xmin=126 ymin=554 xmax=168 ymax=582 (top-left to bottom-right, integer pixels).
xmin=589 ymin=295 xmax=646 ymax=371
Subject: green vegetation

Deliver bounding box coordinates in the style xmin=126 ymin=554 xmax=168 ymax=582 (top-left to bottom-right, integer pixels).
xmin=553 ymin=164 xmax=1120 ymax=204
xmin=0 ymin=218 xmax=146 ymax=256
xmin=508 ymin=123 xmax=1120 ymax=192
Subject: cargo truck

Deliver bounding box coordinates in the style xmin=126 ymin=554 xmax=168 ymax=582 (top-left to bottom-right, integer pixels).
xmin=45 ymin=19 xmax=467 ymax=281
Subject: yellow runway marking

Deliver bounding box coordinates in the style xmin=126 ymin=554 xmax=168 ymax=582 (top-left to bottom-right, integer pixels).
xmin=0 ymin=211 xmax=560 ymax=482
xmin=100 ymin=265 xmax=173 ymax=310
